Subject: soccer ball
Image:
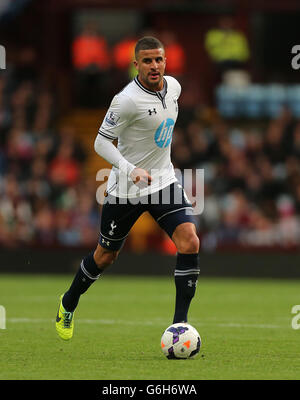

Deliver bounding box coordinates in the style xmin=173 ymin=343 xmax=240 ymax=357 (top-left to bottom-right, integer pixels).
xmin=161 ymin=323 xmax=201 ymax=359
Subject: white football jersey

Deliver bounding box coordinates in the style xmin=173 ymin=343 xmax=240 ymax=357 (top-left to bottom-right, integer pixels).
xmin=99 ymin=75 xmax=181 ymax=198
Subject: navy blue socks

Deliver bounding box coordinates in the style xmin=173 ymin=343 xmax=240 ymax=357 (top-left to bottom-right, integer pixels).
xmin=62 ymin=253 xmax=102 ymax=312
xmin=173 ymin=253 xmax=200 ymax=323
xmin=62 ymin=251 xmax=200 ymax=321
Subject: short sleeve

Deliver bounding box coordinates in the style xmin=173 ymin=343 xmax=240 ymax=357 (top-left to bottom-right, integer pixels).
xmin=98 ymin=93 xmax=136 ymax=140
xmin=165 ymin=75 xmax=181 ymax=99
xmin=173 ymin=77 xmax=181 ymax=98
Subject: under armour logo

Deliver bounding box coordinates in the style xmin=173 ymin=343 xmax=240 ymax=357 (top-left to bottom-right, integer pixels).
xmin=148 ymin=108 xmax=157 ymax=115
xmin=102 ymin=238 xmax=110 ymax=246
xmin=109 ymin=220 xmax=117 ymax=236
xmin=188 ymin=280 xmax=197 ymax=288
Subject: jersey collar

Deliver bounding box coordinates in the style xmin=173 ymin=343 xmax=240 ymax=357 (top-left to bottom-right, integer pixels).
xmin=134 ymin=76 xmax=168 ymax=97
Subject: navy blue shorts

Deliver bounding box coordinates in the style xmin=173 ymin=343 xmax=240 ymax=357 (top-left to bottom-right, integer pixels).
xmin=99 ymin=182 xmax=195 ymax=251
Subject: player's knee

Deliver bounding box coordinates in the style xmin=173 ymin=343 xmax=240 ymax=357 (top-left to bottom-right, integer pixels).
xmin=188 ymin=235 xmax=200 ymax=253
xmin=177 ymin=234 xmax=200 ymax=254
xmin=172 ymin=223 xmax=200 ymax=254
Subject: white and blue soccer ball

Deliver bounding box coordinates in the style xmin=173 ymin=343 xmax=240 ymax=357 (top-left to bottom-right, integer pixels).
xmin=161 ymin=323 xmax=201 ymax=359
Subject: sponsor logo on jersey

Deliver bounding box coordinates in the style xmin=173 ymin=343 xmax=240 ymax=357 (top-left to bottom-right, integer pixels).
xmin=154 ymin=118 xmax=175 ymax=148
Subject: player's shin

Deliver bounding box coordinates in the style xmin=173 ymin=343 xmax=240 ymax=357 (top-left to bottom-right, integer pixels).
xmin=173 ymin=253 xmax=200 ymax=323
xmin=62 ymin=252 xmax=103 ymax=312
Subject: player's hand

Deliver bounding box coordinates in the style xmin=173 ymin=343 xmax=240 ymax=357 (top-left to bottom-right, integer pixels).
xmin=130 ymin=168 xmax=153 ymax=188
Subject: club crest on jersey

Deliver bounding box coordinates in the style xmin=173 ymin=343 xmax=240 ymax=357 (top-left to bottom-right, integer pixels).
xmin=154 ymin=118 xmax=175 ymax=148
xmin=109 ymin=220 xmax=117 ymax=236
xmin=105 ymin=111 xmax=120 ymax=126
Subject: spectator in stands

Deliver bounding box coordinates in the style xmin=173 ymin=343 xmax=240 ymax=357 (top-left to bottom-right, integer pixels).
xmin=9 ymin=47 xmax=38 ymax=89
xmin=216 ymin=190 xmax=250 ymax=245
xmin=160 ymin=30 xmax=186 ymax=78
xmin=0 ymin=148 xmax=7 ymax=175
xmin=205 ymin=16 xmax=250 ymax=82
xmin=55 ymin=125 xmax=87 ymax=164
xmin=55 ymin=209 xmax=81 ymax=247
xmin=32 ymin=90 xmax=55 ymax=136
xmin=0 ymin=76 xmax=11 ymax=142
xmin=72 ymin=21 xmax=111 ymax=107
xmin=26 ymin=156 xmax=52 ymax=210
xmin=263 ymin=120 xmax=286 ymax=164
xmin=72 ymin=190 xmax=99 ymax=246
xmin=33 ymin=204 xmax=55 ymax=245
xmin=276 ymin=194 xmax=300 ymax=246
xmin=112 ymin=34 xmax=137 ymax=88
xmin=0 ymin=173 xmax=33 ymax=246
xmin=113 ymin=35 xmax=136 ymax=71
xmin=48 ymin=141 xmax=80 ymax=187
xmin=292 ymin=121 xmax=300 ymax=159
xmin=294 ymin=182 xmax=300 ymax=214
xmin=2 ymin=41 xmax=300 ymax=251
xmin=6 ymin=127 xmax=35 ymax=168
xmin=171 ymin=128 xmax=193 ymax=170
xmin=186 ymin=121 xmax=211 ymax=165
xmin=10 ymin=80 xmax=35 ymax=127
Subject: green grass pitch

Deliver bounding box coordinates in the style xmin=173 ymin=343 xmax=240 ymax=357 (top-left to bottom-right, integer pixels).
xmin=0 ymin=273 xmax=300 ymax=380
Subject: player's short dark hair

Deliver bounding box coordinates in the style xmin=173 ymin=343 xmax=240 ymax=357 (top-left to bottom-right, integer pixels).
xmin=135 ymin=36 xmax=164 ymax=59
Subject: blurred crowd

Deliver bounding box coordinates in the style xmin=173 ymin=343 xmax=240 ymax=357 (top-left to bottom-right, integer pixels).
xmin=0 ymin=52 xmax=100 ymax=248
xmin=1 ymin=25 xmax=300 ymax=251
xmin=71 ymin=17 xmax=250 ymax=109
xmin=71 ymin=24 xmax=186 ymax=107
xmin=172 ymin=107 xmax=300 ymax=249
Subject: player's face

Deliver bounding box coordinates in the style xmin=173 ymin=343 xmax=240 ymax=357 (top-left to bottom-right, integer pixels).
xmin=134 ymin=48 xmax=166 ymax=91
